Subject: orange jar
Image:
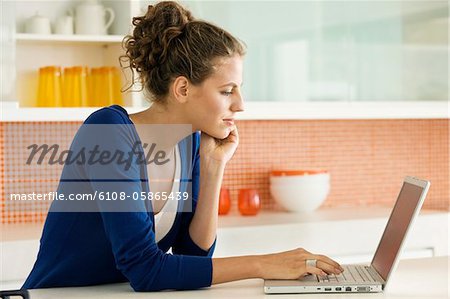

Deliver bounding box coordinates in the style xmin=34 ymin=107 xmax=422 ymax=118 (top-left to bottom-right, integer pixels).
xmin=238 ymin=189 xmax=260 ymax=216
xmin=218 ymin=188 xmax=231 ymax=215
xmin=36 ymin=66 xmax=62 ymax=107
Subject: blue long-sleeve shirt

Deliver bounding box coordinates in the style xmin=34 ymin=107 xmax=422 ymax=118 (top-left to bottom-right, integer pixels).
xmin=22 ymin=105 xmax=216 ymax=291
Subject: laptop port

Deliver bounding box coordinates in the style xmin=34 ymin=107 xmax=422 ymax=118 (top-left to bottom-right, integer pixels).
xmin=345 ymin=287 xmax=352 ymax=292
xmin=335 ymin=287 xmax=342 ymax=291
xmin=325 ymin=288 xmax=332 ymax=291
xmin=357 ymin=286 xmax=370 ymax=292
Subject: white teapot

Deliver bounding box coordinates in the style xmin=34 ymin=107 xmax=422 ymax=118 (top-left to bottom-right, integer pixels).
xmin=25 ymin=12 xmax=52 ymax=34
xmin=75 ymin=0 xmax=115 ymax=35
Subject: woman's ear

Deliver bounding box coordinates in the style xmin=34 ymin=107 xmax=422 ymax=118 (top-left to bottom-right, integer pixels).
xmin=172 ymin=76 xmax=189 ymax=103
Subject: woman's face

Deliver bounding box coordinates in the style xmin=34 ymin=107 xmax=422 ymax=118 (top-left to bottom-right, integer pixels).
xmin=185 ymin=55 xmax=245 ymax=139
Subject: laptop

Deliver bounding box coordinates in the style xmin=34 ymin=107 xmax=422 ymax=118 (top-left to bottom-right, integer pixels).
xmin=264 ymin=176 xmax=430 ymax=294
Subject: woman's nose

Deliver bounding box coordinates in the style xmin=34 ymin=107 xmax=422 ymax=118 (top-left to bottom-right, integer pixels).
xmin=232 ymin=91 xmax=245 ymax=112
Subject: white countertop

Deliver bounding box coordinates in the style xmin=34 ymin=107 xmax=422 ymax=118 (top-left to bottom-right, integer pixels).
xmin=217 ymin=206 xmax=444 ymax=228
xmin=0 ymin=206 xmax=444 ymax=241
xmin=23 ymin=256 xmax=449 ymax=299
xmin=1 ymin=207 xmax=448 ymax=286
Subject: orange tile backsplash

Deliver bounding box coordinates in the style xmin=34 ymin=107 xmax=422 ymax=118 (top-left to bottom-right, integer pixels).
xmin=1 ymin=119 xmax=449 ymax=223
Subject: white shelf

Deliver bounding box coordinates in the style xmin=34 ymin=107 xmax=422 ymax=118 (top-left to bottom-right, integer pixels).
xmin=15 ymin=33 xmax=125 ymax=45
xmin=237 ymin=101 xmax=449 ymax=120
xmin=1 ymin=101 xmax=448 ymax=122
xmin=1 ymin=102 xmax=147 ymax=122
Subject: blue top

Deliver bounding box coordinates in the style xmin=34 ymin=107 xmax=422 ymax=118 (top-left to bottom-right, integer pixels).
xmin=22 ymin=105 xmax=216 ymax=291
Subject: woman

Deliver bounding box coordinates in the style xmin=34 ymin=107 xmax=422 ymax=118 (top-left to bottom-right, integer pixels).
xmin=23 ymin=1 xmax=343 ymax=292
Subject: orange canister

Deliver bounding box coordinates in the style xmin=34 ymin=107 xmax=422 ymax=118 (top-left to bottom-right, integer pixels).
xmin=238 ymin=189 xmax=261 ymax=216
xmin=36 ymin=66 xmax=62 ymax=107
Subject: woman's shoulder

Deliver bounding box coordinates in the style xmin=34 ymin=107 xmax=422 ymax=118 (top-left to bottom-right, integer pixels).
xmin=84 ymin=105 xmax=132 ymax=125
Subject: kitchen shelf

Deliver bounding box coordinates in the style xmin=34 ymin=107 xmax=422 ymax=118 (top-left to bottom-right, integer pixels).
xmin=15 ymin=33 xmax=125 ymax=46
xmin=1 ymin=101 xmax=448 ymax=122
xmin=238 ymin=101 xmax=449 ymax=120
xmin=1 ymin=102 xmax=148 ymax=122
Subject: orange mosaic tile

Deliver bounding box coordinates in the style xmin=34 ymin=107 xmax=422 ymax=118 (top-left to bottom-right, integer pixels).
xmin=1 ymin=122 xmax=81 ymax=223
xmin=223 ymin=119 xmax=449 ymax=213
xmin=0 ymin=119 xmax=449 ymax=223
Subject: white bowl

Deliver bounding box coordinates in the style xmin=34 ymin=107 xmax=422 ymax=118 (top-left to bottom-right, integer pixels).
xmin=270 ymin=172 xmax=330 ymax=212
xmin=270 ymin=172 xmax=330 ymax=186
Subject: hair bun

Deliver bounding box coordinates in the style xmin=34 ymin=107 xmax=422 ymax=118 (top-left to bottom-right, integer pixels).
xmin=144 ymin=1 xmax=194 ymax=30
xmin=128 ymin=1 xmax=195 ymax=69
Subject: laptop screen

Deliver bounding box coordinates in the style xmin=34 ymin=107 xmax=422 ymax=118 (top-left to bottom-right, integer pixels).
xmin=371 ymin=182 xmax=425 ymax=281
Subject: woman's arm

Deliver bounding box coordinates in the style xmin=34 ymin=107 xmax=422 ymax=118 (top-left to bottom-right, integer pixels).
xmin=189 ymin=128 xmax=240 ymax=251
xmin=212 ymin=248 xmax=344 ymax=284
xmin=188 ymin=157 xmax=225 ymax=250
xmin=212 ymin=255 xmax=262 ymax=283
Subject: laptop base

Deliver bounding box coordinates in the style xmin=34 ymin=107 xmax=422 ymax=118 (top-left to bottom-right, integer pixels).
xmin=264 ymin=282 xmax=383 ymax=294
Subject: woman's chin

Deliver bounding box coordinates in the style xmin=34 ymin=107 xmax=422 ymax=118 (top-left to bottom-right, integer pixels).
xmin=202 ymin=126 xmax=230 ymax=140
xmin=213 ymin=131 xmax=230 ymax=140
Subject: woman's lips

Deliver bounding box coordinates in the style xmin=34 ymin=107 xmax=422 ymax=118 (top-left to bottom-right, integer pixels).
xmin=223 ymin=119 xmax=235 ymax=126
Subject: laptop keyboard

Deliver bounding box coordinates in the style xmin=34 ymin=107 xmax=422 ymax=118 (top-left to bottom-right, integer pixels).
xmin=318 ymin=265 xmax=376 ymax=283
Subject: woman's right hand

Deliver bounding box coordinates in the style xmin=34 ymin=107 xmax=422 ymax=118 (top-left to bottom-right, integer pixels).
xmin=257 ymin=248 xmax=344 ymax=280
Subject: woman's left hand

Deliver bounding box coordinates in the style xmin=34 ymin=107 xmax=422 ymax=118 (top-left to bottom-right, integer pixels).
xmin=200 ymin=126 xmax=239 ymax=164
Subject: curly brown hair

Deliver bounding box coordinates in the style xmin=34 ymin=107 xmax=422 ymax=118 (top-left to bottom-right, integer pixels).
xmin=120 ymin=1 xmax=247 ymax=104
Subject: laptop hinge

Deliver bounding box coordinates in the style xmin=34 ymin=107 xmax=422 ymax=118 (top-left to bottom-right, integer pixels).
xmin=368 ymin=266 xmax=386 ymax=287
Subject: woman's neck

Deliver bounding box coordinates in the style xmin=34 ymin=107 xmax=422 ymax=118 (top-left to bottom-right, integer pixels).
xmin=129 ymin=103 xmax=195 ymax=154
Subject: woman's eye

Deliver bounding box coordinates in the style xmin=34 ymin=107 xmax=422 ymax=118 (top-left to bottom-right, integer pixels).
xmin=222 ymin=91 xmax=233 ymax=96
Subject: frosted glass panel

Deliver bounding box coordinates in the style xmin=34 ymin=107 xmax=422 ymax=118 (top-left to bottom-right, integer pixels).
xmin=273 ymin=40 xmax=309 ymax=101
xmin=1 ymin=1 xmax=16 ymax=102
xmin=179 ymin=0 xmax=448 ymax=102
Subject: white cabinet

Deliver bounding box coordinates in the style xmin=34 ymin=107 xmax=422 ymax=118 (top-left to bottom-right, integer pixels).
xmin=5 ymin=0 xmax=146 ymax=109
